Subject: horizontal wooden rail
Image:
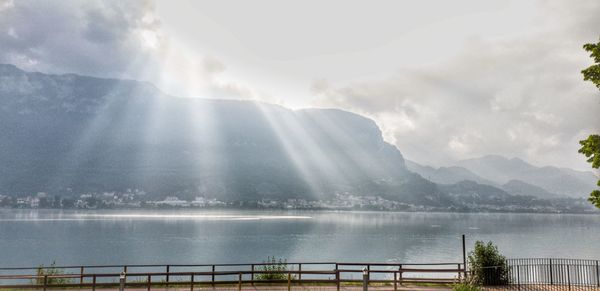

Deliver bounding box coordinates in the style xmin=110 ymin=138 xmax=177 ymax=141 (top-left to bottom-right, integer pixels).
xmin=0 ymin=261 xmax=467 ymax=289
xmin=0 ymin=261 xmax=462 ymax=271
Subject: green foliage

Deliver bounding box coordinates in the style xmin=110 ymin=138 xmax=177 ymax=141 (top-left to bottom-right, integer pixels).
xmin=33 ymin=262 xmax=72 ymax=285
xmin=580 ymin=38 xmax=600 ymax=208
xmin=589 ymin=190 xmax=600 ymax=209
xmin=468 ymin=241 xmax=508 ymax=285
xmin=453 ymin=282 xmax=480 ymax=291
xmin=255 ymin=256 xmax=290 ymax=281
xmin=582 ymin=39 xmax=600 ymax=89
xmin=579 ymin=135 xmax=600 ymax=169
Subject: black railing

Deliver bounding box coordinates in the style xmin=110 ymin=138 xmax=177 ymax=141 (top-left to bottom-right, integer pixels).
xmin=479 ymin=258 xmax=600 ymax=289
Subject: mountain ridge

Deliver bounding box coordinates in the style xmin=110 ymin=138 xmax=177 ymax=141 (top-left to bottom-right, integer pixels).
xmin=0 ymin=63 xmax=596 ymax=212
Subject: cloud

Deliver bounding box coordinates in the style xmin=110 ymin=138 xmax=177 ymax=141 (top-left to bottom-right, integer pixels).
xmin=0 ymin=0 xmax=165 ymax=78
xmin=313 ymin=0 xmax=600 ymax=170
xmin=0 ymin=0 xmax=266 ymax=103
xmin=1 ymin=0 xmax=598 ymax=171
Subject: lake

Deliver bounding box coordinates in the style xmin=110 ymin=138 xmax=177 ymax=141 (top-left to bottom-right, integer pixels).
xmin=0 ymin=209 xmax=599 ymax=268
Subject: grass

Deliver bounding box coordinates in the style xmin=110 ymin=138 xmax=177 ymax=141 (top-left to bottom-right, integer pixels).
xmin=452 ymin=282 xmax=480 ymax=291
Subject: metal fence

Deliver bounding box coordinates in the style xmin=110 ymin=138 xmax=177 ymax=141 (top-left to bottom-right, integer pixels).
xmin=479 ymin=258 xmax=600 ymax=289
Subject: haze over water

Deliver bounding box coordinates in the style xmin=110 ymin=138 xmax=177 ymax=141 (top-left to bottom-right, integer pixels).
xmin=1 ymin=209 xmax=599 ymax=268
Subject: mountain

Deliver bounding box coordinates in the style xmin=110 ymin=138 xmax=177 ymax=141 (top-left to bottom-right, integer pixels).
xmin=406 ymin=159 xmax=574 ymax=199
xmin=455 ymin=155 xmax=597 ymax=198
xmin=501 ymin=180 xmax=564 ymax=199
xmin=0 ymin=64 xmax=450 ymax=205
xmin=1 ymin=64 xmax=595 ymax=212
xmin=438 ymin=180 xmax=539 ymax=207
xmin=405 ymin=160 xmax=496 ymax=185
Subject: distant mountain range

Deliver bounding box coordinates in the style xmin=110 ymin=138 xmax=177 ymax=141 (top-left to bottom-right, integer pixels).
xmin=0 ymin=64 xmax=597 ymax=212
xmin=407 ymin=155 xmax=598 ymax=199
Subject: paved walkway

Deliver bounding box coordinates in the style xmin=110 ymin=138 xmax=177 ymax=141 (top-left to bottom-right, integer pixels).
xmin=482 ymin=286 xmax=600 ymax=291
xmin=0 ymin=286 xmax=451 ymax=291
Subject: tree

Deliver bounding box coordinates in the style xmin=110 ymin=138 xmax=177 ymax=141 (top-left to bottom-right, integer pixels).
xmin=580 ymin=38 xmax=600 ymax=208
xmin=582 ymin=40 xmax=600 ymax=89
xmin=578 ymin=135 xmax=600 ymax=208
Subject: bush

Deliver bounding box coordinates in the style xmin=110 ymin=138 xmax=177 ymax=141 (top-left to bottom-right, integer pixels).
xmin=256 ymin=256 xmax=290 ymax=281
xmin=33 ymin=262 xmax=72 ymax=285
xmin=468 ymin=241 xmax=509 ymax=285
xmin=453 ymin=282 xmax=480 ymax=291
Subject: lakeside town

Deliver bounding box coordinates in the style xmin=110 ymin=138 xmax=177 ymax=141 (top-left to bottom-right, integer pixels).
xmin=1 ymin=190 xmax=596 ymax=213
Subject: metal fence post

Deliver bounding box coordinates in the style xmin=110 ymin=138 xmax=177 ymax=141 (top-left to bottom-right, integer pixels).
xmin=362 ymin=267 xmax=369 ymax=291
xmin=549 ymin=259 xmax=553 ymax=285
xmin=462 ymin=234 xmax=467 ymax=276
xmin=596 ymin=260 xmax=599 ymax=287
xmin=567 ymin=265 xmax=571 ymax=291
xmin=92 ymin=274 xmax=96 ymax=291
xmin=238 ymin=273 xmax=242 ymax=291
xmin=517 ymin=265 xmax=520 ymax=291
xmin=190 ymin=274 xmax=194 ymax=291
xmin=147 ymin=275 xmax=151 ymax=291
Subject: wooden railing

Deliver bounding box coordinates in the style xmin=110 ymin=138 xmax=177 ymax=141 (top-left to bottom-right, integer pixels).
xmin=0 ymin=262 xmax=466 ymax=290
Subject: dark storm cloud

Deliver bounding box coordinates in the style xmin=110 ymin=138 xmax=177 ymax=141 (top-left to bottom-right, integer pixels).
xmin=0 ymin=0 xmax=161 ymax=77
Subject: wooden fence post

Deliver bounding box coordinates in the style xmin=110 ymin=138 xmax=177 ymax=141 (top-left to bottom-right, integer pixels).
xmin=394 ymin=271 xmax=397 ymax=291
xmin=190 ymin=274 xmax=194 ymax=291
xmin=298 ymin=263 xmax=302 ymax=281
xmin=80 ymin=266 xmax=84 ymax=285
xmin=335 ymin=264 xmax=340 ymax=291
xmin=166 ymin=265 xmax=170 ymax=284
xmin=212 ymin=265 xmax=216 ymax=286
xmin=43 ymin=275 xmax=48 ymax=291
xmin=251 ymin=264 xmax=255 ymax=285
xmin=288 ymin=272 xmax=291 ymax=291
xmin=399 ymin=264 xmax=403 ymax=286
xmin=92 ymin=274 xmax=96 ymax=291
xmin=362 ymin=267 xmax=369 ymax=291
xmin=147 ymin=275 xmax=151 ymax=291
xmin=238 ymin=273 xmax=242 ymax=291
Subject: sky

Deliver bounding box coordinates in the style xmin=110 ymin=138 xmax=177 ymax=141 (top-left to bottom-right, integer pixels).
xmin=0 ymin=0 xmax=599 ymax=171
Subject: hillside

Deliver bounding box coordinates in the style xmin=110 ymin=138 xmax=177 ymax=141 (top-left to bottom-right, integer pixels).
xmin=0 ymin=64 xmax=595 ymax=212
xmin=455 ymin=155 xmax=597 ymax=198
xmin=0 ymin=64 xmax=425 ymax=203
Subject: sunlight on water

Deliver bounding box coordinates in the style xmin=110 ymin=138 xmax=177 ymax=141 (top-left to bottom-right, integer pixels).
xmin=0 ymin=213 xmax=312 ymax=221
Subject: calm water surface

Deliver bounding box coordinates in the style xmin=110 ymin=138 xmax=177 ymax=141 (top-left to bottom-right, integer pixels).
xmin=0 ymin=209 xmax=599 ymax=267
